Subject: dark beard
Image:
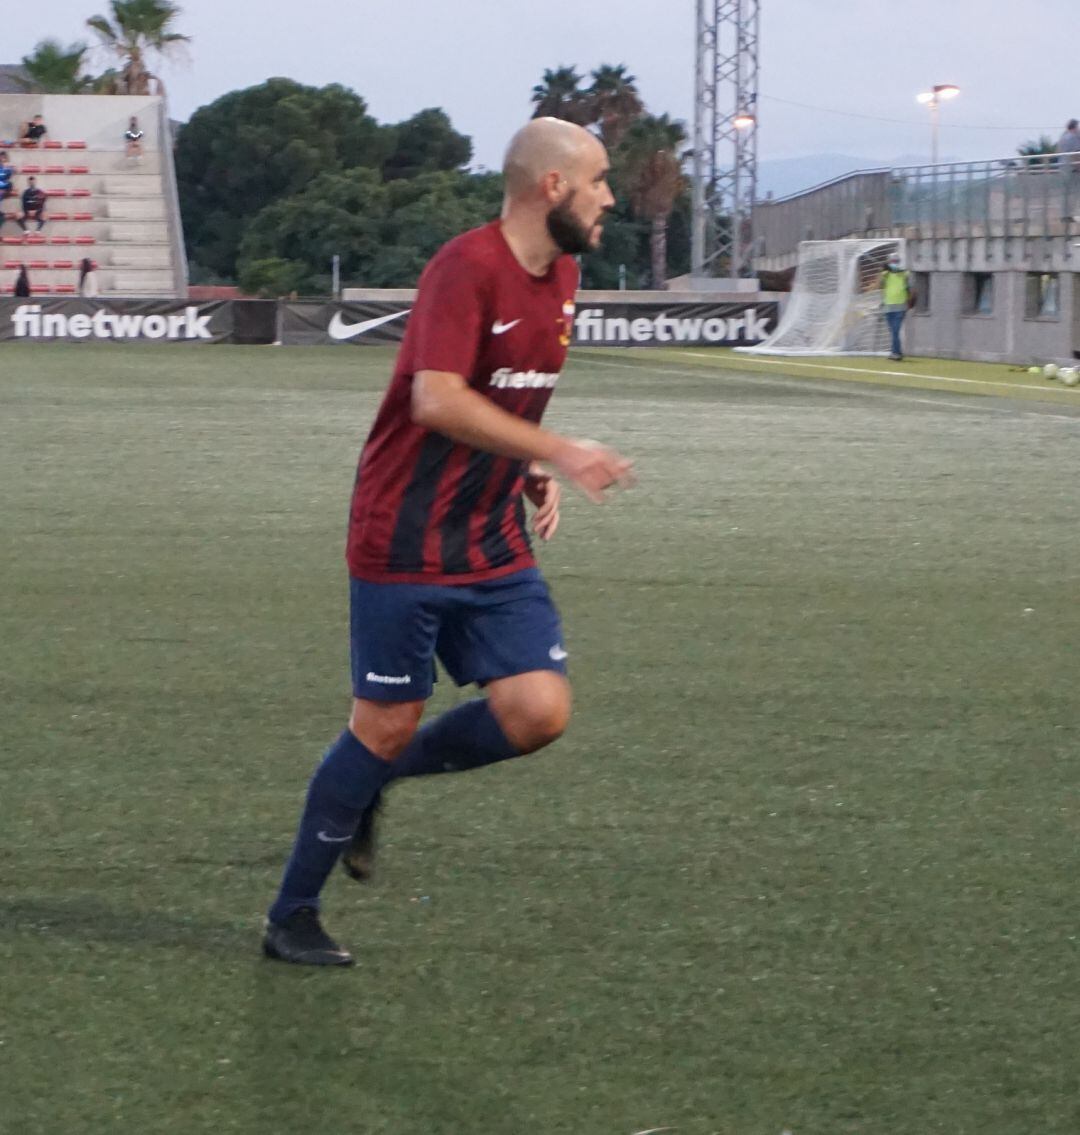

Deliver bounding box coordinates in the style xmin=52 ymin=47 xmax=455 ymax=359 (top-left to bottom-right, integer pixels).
xmin=546 ymin=195 xmax=594 ymax=255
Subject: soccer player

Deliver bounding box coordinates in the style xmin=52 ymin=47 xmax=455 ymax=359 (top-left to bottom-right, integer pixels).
xmin=263 ymin=117 xmax=632 ymax=966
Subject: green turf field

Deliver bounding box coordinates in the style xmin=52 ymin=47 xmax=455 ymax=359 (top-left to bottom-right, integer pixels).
xmin=2 ymin=343 xmax=1079 ymax=1134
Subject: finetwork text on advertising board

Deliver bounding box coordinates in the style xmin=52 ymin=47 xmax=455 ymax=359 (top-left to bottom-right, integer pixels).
xmin=572 ymin=307 xmax=771 ymax=344
xmin=9 ymin=305 xmax=215 ymax=340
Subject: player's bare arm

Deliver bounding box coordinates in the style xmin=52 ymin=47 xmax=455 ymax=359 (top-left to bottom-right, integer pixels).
xmin=412 ymin=369 xmax=633 ymax=503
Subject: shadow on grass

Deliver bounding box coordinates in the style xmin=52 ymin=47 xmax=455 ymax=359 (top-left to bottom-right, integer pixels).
xmin=0 ymin=894 xmax=253 ymax=956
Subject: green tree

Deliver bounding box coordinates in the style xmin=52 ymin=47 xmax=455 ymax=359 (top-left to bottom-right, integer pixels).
xmin=588 ymin=64 xmax=643 ymax=149
xmin=382 ymin=108 xmax=472 ymax=181
xmin=87 ymin=0 xmax=190 ymax=95
xmin=530 ymin=66 xmax=591 ymax=125
xmin=619 ymin=114 xmax=688 ymax=289
xmin=17 ymin=40 xmax=94 ymax=94
xmin=237 ymin=168 xmax=504 ymax=293
xmin=175 ymin=79 xmax=390 ymax=281
xmin=1017 ymin=135 xmax=1057 ymax=170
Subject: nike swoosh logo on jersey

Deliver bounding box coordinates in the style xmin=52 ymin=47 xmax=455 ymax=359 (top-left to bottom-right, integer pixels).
xmin=328 ymin=309 xmax=411 ymax=341
xmin=491 ymin=319 xmax=521 ymax=335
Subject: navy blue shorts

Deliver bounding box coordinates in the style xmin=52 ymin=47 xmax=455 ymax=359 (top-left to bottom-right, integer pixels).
xmin=349 ymin=567 xmax=567 ymax=702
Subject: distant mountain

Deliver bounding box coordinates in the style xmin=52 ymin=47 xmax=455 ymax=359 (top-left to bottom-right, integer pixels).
xmin=758 ymin=152 xmax=958 ymax=200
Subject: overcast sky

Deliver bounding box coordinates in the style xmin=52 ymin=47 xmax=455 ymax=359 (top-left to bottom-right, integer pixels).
xmin=5 ymin=0 xmax=1075 ymax=174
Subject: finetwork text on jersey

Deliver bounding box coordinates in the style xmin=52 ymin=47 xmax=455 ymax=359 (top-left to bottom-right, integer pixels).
xmin=9 ymin=304 xmax=215 ymax=340
xmin=573 ymin=307 xmax=771 ymax=344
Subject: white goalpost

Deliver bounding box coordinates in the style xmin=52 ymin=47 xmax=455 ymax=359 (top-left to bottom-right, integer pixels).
xmin=737 ymin=238 xmax=906 ymax=356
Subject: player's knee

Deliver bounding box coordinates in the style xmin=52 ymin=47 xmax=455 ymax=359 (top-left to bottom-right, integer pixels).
xmin=504 ymin=691 xmax=572 ymax=753
xmin=349 ymin=699 xmax=423 ymax=761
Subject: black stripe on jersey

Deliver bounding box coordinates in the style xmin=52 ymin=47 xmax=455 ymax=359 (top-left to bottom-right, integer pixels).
xmin=440 ymin=450 xmax=497 ymax=575
xmin=513 ymin=495 xmax=532 ymax=556
xmin=478 ymin=460 xmax=524 ymax=568
xmin=387 ymin=434 xmax=455 ymax=572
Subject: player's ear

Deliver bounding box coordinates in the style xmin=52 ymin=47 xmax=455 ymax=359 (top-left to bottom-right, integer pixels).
xmin=541 ymin=170 xmax=568 ymax=204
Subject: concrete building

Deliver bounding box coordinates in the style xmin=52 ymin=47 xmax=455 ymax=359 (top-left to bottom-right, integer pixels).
xmin=752 ymin=156 xmax=1080 ymax=364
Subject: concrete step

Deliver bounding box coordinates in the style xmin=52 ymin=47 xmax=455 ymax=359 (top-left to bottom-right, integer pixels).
xmin=102 ymin=198 xmax=166 ymax=221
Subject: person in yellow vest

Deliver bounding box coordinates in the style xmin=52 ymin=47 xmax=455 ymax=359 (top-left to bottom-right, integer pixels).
xmin=880 ymin=253 xmax=914 ymax=361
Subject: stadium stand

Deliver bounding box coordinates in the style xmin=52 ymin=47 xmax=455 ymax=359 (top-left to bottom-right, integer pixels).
xmin=0 ymin=94 xmax=185 ymax=297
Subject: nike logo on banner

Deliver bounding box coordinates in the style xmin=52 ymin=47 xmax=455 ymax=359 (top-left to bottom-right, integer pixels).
xmin=549 ymin=645 xmax=569 ymax=662
xmin=316 ymin=831 xmax=353 ymax=843
xmin=492 ymin=319 xmax=521 ymax=335
xmin=328 ymin=309 xmax=411 ymax=341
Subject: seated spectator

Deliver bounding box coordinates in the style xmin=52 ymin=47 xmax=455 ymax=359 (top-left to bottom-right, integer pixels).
xmin=78 ymin=257 xmax=99 ymax=297
xmin=19 ymin=176 xmax=47 ymax=231
xmin=124 ymin=116 xmax=145 ymax=160
xmin=0 ymin=151 xmax=13 ymax=199
xmin=14 ymin=264 xmax=31 ymax=297
xmin=21 ymin=115 xmax=47 ymax=145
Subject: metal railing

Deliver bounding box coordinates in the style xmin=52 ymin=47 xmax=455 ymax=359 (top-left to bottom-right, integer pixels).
xmin=753 ymin=154 xmax=1080 ymax=263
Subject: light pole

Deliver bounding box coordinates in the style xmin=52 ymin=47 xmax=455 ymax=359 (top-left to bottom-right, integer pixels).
xmin=916 ymin=84 xmax=960 ymax=166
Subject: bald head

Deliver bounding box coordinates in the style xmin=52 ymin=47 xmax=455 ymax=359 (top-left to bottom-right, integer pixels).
xmin=503 ymin=117 xmax=604 ymax=198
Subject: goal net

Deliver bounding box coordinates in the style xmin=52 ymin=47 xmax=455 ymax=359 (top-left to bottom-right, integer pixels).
xmin=737 ymin=238 xmax=905 ymax=356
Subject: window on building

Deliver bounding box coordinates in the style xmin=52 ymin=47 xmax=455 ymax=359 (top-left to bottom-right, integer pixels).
xmin=965 ymin=273 xmax=994 ymax=315
xmin=913 ymin=272 xmax=931 ymax=314
xmin=1025 ymin=272 xmax=1059 ymax=318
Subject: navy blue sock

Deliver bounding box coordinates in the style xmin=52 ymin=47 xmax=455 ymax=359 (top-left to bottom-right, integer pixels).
xmin=389 ymin=699 xmax=519 ymax=780
xmin=268 ymin=730 xmax=393 ymax=924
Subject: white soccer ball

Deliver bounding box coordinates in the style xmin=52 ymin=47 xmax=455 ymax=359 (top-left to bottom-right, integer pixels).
xmin=1043 ymin=363 xmax=1059 ymax=379
xmin=1061 ymin=368 xmax=1079 ymax=386
xmin=1027 ymin=365 xmax=1041 ymax=374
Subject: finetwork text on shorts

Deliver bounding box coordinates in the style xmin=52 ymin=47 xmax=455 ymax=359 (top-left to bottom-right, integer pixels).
xmin=573 ymin=306 xmax=771 ymax=344
xmin=365 ymin=672 xmax=412 ymax=685
xmin=9 ymin=304 xmax=215 ymax=340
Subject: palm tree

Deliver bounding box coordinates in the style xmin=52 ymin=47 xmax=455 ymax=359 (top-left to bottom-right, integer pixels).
xmin=620 ymin=114 xmax=688 ymax=289
xmin=587 ymin=64 xmax=643 ymax=149
xmin=1017 ymin=135 xmax=1057 ymax=171
xmin=17 ymin=40 xmax=95 ymax=94
xmin=530 ymin=66 xmax=591 ymax=125
xmin=87 ymin=0 xmax=190 ymax=96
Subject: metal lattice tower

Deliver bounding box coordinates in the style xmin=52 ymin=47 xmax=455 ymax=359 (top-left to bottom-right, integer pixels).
xmin=692 ymin=0 xmax=760 ymax=278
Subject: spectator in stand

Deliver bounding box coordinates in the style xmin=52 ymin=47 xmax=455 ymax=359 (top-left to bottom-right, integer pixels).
xmin=124 ymin=116 xmax=145 ymax=160
xmin=1056 ymin=119 xmax=1080 ymax=172
xmin=78 ymin=257 xmax=99 ymax=297
xmin=21 ymin=115 xmax=47 ymax=146
xmin=0 ymin=152 xmax=14 ymax=229
xmin=0 ymin=151 xmax=13 ymax=199
xmin=19 ymin=176 xmax=47 ymax=231
xmin=14 ymin=265 xmax=31 ymax=297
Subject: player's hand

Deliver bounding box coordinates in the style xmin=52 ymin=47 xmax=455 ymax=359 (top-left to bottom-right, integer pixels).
xmin=525 ymin=465 xmax=561 ymax=541
xmin=549 ymin=438 xmax=635 ymax=505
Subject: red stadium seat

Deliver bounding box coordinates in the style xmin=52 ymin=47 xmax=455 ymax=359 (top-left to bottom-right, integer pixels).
xmin=29 ymin=284 xmax=51 ymax=293
xmin=48 ymin=211 xmax=69 ymax=222
xmin=53 ymin=260 xmax=75 ymax=269
xmin=73 ymin=212 xmax=94 ymax=222
xmin=27 ymin=260 xmax=48 ymax=270
xmin=20 ymin=164 xmax=42 ymax=174
xmin=44 ymin=140 xmax=63 ymax=150
xmin=25 ymin=234 xmax=46 ymax=245
xmin=66 ymin=141 xmax=87 ymax=150
xmin=54 ymin=284 xmax=77 ymax=294
xmin=2 ymin=259 xmax=21 ymax=269
xmin=1 ymin=235 xmax=24 ymax=245
xmin=74 ymin=236 xmax=95 ymax=245
xmin=50 ymin=236 xmax=73 ymax=245
xmin=68 ymin=165 xmax=90 ymax=175
xmin=72 ymin=189 xmax=92 ymax=198
xmin=19 ymin=140 xmax=39 ymax=149
xmin=44 ymin=165 xmax=64 ymax=175
xmin=47 ymin=188 xmax=68 ymax=198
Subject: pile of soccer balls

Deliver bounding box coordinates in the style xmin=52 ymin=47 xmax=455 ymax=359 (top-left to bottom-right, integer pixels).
xmin=1029 ymin=363 xmax=1080 ymax=386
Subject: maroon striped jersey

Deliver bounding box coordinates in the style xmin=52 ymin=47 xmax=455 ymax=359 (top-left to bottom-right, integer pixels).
xmin=347 ymin=221 xmax=579 ymax=584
